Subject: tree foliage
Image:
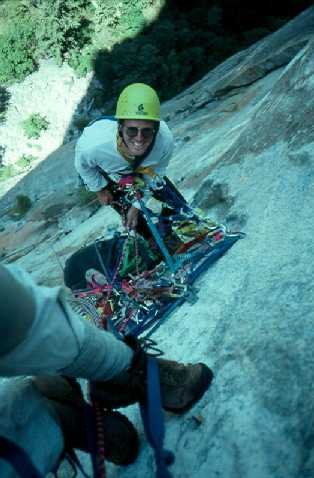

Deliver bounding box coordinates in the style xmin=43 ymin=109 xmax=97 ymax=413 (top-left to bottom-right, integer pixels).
xmin=0 ymin=0 xmax=94 ymax=83
xmin=0 ymin=0 xmax=310 ymax=105
xmin=12 ymin=194 xmax=32 ymax=217
xmin=0 ymin=87 xmax=10 ymax=124
xmin=21 ymin=113 xmax=49 ymax=139
xmin=0 ymin=20 xmax=37 ymax=84
xmin=33 ymin=0 xmax=94 ymax=65
xmin=17 ymin=154 xmax=37 ymax=170
xmin=0 ymin=164 xmax=18 ymax=181
xmin=93 ymin=6 xmax=235 ymax=108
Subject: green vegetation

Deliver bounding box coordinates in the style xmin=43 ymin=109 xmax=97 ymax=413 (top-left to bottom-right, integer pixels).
xmin=0 ymin=20 xmax=36 ymax=84
xmin=0 ymin=0 xmax=155 ymax=83
xmin=0 ymin=0 xmax=306 ymax=105
xmin=11 ymin=194 xmax=32 ymax=218
xmin=0 ymin=145 xmax=5 ymax=164
xmin=0 ymin=112 xmax=7 ymax=124
xmin=21 ymin=114 xmax=49 ymax=139
xmin=0 ymin=0 xmax=94 ymax=83
xmin=77 ymin=185 xmax=97 ymax=206
xmin=0 ymin=164 xmax=18 ymax=181
xmin=0 ymin=87 xmax=10 ymax=124
xmin=34 ymin=0 xmax=93 ymax=66
xmin=16 ymin=154 xmax=37 ymax=170
xmin=93 ymin=6 xmax=241 ymax=110
xmin=0 ymin=155 xmax=34 ymax=180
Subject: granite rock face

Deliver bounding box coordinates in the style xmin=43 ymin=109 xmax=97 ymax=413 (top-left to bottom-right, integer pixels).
xmin=1 ymin=7 xmax=314 ymax=478
xmin=151 ymin=8 xmax=314 ymax=478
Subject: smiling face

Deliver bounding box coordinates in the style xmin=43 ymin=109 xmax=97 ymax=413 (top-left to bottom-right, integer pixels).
xmin=120 ymin=119 xmax=156 ymax=156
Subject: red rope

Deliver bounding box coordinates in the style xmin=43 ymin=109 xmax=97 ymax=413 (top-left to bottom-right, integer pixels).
xmin=93 ymin=400 xmax=106 ymax=478
xmin=88 ymin=234 xmax=132 ymax=477
xmin=175 ymin=233 xmax=207 ymax=254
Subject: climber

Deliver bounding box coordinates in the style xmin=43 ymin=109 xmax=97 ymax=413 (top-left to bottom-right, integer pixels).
xmin=75 ymin=82 xmax=176 ymax=237
xmin=0 ymin=262 xmax=213 ymax=477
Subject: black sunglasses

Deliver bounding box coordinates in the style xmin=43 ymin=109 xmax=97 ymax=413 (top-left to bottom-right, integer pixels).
xmin=124 ymin=126 xmax=155 ymax=139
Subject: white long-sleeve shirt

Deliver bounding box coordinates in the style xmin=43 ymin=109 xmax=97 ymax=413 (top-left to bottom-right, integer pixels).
xmin=75 ymin=118 xmax=174 ymax=192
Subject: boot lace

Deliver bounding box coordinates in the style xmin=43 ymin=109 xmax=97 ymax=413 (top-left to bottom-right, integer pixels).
xmin=138 ymin=337 xmax=164 ymax=357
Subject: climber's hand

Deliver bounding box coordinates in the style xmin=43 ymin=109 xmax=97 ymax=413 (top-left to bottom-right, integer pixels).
xmin=125 ymin=206 xmax=139 ymax=230
xmin=96 ymin=188 xmax=113 ymax=205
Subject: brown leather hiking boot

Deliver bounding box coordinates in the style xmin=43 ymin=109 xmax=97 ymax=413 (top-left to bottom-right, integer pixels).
xmin=157 ymin=358 xmax=213 ymax=413
xmin=92 ymin=337 xmax=214 ymax=413
xmin=32 ymin=376 xmax=139 ymax=466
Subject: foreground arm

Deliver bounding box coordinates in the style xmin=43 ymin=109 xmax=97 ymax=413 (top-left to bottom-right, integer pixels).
xmin=0 ymin=264 xmax=132 ymax=380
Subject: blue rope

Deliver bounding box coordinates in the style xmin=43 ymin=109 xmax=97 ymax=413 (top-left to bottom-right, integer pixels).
xmin=140 ymin=357 xmax=174 ymax=478
xmin=139 ymin=199 xmax=178 ymax=274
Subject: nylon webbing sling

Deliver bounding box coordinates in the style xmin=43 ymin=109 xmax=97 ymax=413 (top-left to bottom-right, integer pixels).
xmin=140 ymin=357 xmax=174 ymax=478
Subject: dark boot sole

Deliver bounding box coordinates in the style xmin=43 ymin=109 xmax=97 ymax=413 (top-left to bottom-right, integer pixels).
xmin=101 ymin=410 xmax=139 ymax=466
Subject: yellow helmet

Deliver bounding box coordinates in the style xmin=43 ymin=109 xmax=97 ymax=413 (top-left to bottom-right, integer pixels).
xmin=115 ymin=83 xmax=160 ymax=121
